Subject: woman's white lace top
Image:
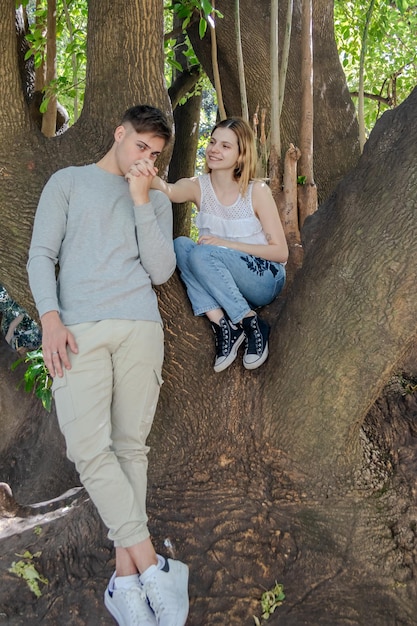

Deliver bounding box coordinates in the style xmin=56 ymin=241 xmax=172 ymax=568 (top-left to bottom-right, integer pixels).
xmin=195 ymin=174 xmax=268 ymax=245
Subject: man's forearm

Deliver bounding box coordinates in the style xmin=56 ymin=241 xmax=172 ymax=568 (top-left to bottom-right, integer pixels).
xmin=134 ymin=201 xmax=176 ymax=285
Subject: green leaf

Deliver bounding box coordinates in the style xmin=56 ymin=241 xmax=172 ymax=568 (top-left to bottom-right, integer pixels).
xmin=199 ymin=16 xmax=207 ymax=38
xmin=201 ymin=0 xmax=214 ymax=16
xmin=11 ymin=357 xmax=25 ymax=371
xmin=39 ymin=97 xmax=49 ymax=113
xmin=167 ymin=59 xmax=184 ymax=72
xmin=175 ymin=5 xmax=191 ymax=18
xmin=182 ymin=15 xmax=191 ymax=30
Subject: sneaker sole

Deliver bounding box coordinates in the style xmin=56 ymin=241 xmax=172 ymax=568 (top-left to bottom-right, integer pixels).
xmin=243 ymin=343 xmax=269 ymax=370
xmin=213 ymin=332 xmax=245 ymax=373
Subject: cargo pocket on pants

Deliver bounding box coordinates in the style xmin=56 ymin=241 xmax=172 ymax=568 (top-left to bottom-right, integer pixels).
xmin=139 ymin=368 xmax=164 ymax=444
xmin=52 ymin=372 xmax=77 ymax=433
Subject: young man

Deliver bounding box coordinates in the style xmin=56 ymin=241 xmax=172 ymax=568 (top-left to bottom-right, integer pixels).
xmin=27 ymin=105 xmax=189 ymax=626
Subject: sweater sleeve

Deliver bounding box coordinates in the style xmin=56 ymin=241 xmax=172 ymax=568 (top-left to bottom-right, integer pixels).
xmin=134 ymin=190 xmax=176 ymax=285
xmin=27 ymin=171 xmax=69 ymax=318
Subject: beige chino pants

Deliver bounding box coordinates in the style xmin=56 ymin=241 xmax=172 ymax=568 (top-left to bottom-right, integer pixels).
xmin=52 ymin=319 xmax=164 ymax=548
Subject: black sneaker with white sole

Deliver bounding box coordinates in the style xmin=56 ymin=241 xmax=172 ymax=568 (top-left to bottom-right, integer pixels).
xmin=242 ymin=314 xmax=270 ymax=370
xmin=211 ymin=316 xmax=245 ymax=373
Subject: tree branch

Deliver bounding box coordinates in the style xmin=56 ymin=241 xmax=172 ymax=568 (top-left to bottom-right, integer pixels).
xmin=168 ymin=65 xmax=202 ymax=110
xmin=350 ymin=91 xmax=393 ymax=107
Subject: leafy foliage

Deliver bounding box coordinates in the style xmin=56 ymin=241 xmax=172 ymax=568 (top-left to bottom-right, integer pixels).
xmin=253 ymin=582 xmax=286 ymax=624
xmin=11 ymin=349 xmax=52 ymax=412
xmin=18 ymin=0 xmax=417 ymax=136
xmin=170 ymin=0 xmax=222 ymax=36
xmin=9 ymin=550 xmax=48 ymax=598
xmin=23 ymin=0 xmax=87 ymax=123
xmin=164 ymin=0 xmax=221 ymax=97
xmin=334 ymin=0 xmax=417 ymax=134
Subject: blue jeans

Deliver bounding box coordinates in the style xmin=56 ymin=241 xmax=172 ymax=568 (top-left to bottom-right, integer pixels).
xmin=174 ymin=236 xmax=286 ymax=324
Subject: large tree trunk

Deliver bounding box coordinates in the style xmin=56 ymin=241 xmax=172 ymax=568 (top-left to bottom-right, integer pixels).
xmin=188 ymin=0 xmax=360 ymax=204
xmin=166 ymin=22 xmax=202 ymax=237
xmin=1 ymin=1 xmax=417 ymax=624
xmin=169 ymin=94 xmax=202 ymax=237
xmin=266 ymin=88 xmax=417 ymax=480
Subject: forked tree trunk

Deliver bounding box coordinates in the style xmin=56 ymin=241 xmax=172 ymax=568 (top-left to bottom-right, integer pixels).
xmin=1 ymin=2 xmax=417 ymax=624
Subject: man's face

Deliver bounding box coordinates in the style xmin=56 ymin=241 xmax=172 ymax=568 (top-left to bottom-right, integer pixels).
xmin=113 ymin=123 xmax=166 ymax=175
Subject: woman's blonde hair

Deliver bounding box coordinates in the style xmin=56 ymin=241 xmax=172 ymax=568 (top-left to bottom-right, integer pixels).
xmin=205 ymin=117 xmax=257 ymax=196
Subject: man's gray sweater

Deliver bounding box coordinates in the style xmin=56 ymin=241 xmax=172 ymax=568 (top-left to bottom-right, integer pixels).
xmin=27 ymin=164 xmax=176 ymax=326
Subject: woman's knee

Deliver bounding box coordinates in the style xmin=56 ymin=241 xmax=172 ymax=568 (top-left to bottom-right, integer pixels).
xmin=188 ymin=243 xmax=214 ymax=275
xmin=174 ymin=236 xmax=196 ymax=267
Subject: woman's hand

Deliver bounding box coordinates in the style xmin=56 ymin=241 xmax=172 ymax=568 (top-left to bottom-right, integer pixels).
xmin=125 ymin=159 xmax=158 ymax=205
xmin=128 ymin=159 xmax=158 ymax=178
xmin=198 ymin=235 xmax=229 ymax=247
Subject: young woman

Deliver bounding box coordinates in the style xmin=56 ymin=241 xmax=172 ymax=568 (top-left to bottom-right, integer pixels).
xmin=133 ymin=117 xmax=288 ymax=372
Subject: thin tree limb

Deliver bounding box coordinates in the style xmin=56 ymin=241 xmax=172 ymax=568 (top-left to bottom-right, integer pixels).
xmin=41 ymin=0 xmax=57 ymax=137
xmin=269 ymin=0 xmax=280 ymax=154
xmin=234 ymin=0 xmax=248 ymax=121
xmin=279 ymin=0 xmax=293 ymax=116
xmin=209 ymin=3 xmax=226 ymax=120
xmin=358 ymin=0 xmax=376 ymax=152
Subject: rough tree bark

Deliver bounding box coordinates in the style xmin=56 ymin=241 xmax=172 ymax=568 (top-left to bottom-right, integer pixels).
xmin=1 ymin=1 xmax=417 ymax=625
xmin=167 ymin=23 xmax=202 ymax=237
xmin=168 ymin=94 xmax=202 ymax=237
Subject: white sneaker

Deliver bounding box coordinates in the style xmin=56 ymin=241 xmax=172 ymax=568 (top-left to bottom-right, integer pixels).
xmin=142 ymin=558 xmax=189 ymax=626
xmin=104 ymin=572 xmax=157 ymax=625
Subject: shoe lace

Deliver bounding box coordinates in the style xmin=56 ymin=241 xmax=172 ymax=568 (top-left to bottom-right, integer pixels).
xmin=212 ymin=318 xmax=230 ymax=357
xmin=121 ymin=586 xmax=152 ymax=621
xmin=145 ymin=578 xmax=164 ymax=620
xmin=245 ymin=318 xmax=263 ymax=355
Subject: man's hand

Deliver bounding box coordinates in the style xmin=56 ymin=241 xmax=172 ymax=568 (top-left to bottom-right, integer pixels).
xmin=41 ymin=311 xmax=78 ymax=378
xmin=125 ymin=159 xmax=158 ymax=205
xmin=129 ymin=159 xmax=158 ymax=178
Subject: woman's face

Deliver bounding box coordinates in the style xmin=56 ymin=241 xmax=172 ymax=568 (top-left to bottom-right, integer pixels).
xmin=205 ymin=127 xmax=239 ymax=171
